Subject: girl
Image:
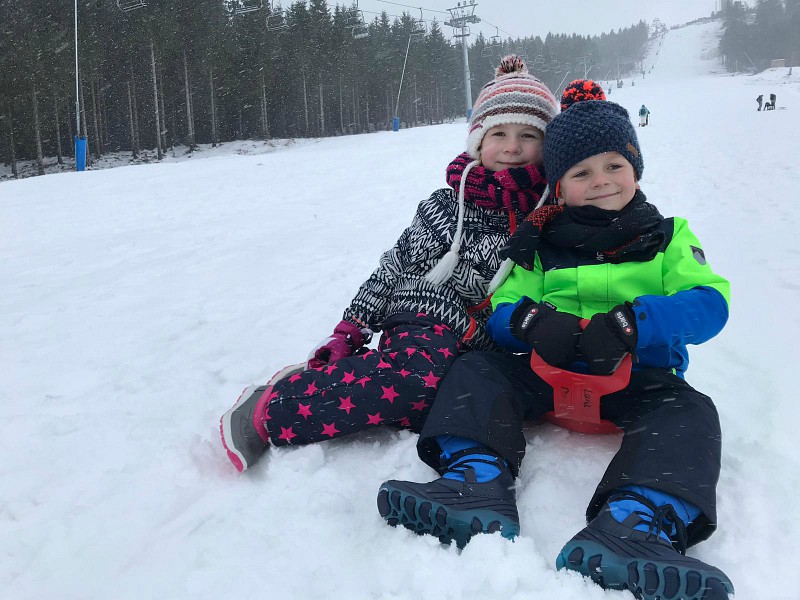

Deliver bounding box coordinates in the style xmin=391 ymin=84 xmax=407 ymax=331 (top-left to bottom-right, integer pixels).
xmin=220 ymin=56 xmax=559 ymax=473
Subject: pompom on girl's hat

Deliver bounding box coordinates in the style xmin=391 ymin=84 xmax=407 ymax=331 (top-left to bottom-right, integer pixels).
xmin=543 ymin=100 xmax=644 ymax=194
xmin=465 ymin=55 xmax=559 ymax=159
xmin=560 ymin=79 xmax=606 ymax=111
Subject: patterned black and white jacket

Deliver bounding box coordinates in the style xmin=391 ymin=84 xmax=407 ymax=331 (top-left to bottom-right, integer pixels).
xmin=342 ymin=188 xmax=526 ymax=352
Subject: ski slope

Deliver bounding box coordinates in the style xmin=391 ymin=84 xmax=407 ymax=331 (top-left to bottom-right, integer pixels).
xmin=2 ymin=19 xmax=799 ymax=599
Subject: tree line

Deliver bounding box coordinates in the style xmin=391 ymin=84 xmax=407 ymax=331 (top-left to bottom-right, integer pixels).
xmin=0 ymin=0 xmax=652 ymax=176
xmin=720 ymin=0 xmax=800 ymax=72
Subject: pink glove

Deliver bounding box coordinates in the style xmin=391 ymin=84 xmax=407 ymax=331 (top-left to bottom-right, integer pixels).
xmin=307 ymin=320 xmax=369 ymax=369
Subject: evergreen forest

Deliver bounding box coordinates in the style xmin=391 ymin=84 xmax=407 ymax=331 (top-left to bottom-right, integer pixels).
xmin=719 ymin=0 xmax=800 ymax=72
xmin=0 ymin=0 xmax=658 ymax=172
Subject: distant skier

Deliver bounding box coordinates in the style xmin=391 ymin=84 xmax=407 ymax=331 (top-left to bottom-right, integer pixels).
xmin=638 ymin=103 xmax=650 ymax=126
xmin=756 ymin=94 xmax=763 ymax=111
xmin=218 ymin=55 xmax=560 ymax=473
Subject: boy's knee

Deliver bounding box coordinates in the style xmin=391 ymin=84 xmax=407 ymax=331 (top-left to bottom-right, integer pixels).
xmin=447 ymin=351 xmax=502 ymax=375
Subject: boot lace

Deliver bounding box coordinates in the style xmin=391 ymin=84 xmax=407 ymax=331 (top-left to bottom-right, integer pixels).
xmin=439 ymin=448 xmax=505 ymax=484
xmin=607 ymin=489 xmax=689 ymax=555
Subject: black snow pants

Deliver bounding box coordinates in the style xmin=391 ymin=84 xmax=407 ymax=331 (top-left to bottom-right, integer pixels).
xmin=265 ymin=313 xmax=462 ymax=447
xmin=417 ymin=351 xmax=722 ymax=547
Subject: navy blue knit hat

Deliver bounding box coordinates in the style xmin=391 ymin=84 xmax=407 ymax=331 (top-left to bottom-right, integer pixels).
xmin=543 ymin=100 xmax=643 ymax=192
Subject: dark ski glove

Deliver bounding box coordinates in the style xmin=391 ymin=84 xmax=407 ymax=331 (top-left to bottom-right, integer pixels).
xmin=307 ymin=320 xmax=371 ymax=369
xmin=510 ymin=301 xmax=582 ymax=367
xmin=578 ymin=303 xmax=638 ymax=375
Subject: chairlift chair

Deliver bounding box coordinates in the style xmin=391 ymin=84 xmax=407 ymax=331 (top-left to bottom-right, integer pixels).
xmin=346 ymin=6 xmax=369 ymax=39
xmin=233 ymin=0 xmax=263 ymax=15
xmin=346 ymin=8 xmax=364 ymax=27
xmin=481 ymin=27 xmax=501 ymax=57
xmin=117 ymin=0 xmax=146 ymax=11
xmin=266 ymin=9 xmax=289 ymax=31
xmin=489 ymin=27 xmax=501 ymax=47
xmin=411 ymin=9 xmax=427 ymax=38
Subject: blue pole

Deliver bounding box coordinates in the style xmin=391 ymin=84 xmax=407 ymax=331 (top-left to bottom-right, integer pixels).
xmin=75 ymin=136 xmax=87 ymax=171
xmin=392 ymin=117 xmax=400 ymax=132
xmin=74 ymin=0 xmax=84 ymax=172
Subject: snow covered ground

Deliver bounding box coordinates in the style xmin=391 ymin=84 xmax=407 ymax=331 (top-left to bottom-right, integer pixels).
xmin=2 ymin=19 xmax=799 ymax=600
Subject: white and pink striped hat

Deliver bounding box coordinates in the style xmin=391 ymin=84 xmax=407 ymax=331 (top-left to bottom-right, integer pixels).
xmin=466 ymin=55 xmax=560 ymax=159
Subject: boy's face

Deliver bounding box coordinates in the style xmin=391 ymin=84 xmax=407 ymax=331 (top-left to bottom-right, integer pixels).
xmin=479 ymin=123 xmax=544 ymax=171
xmin=558 ymin=151 xmax=638 ymax=211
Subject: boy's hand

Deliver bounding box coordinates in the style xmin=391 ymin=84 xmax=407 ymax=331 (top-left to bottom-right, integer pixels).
xmin=578 ymin=304 xmax=638 ymax=375
xmin=510 ymin=301 xmax=582 ymax=367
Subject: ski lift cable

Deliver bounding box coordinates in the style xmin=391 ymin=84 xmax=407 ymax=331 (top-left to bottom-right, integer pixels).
xmin=361 ymin=9 xmax=411 ymax=19
xmin=478 ymin=17 xmax=516 ymax=41
xmin=374 ymin=0 xmax=448 ymax=15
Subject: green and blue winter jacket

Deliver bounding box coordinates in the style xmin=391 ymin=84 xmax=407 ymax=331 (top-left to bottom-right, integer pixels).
xmin=487 ymin=206 xmax=730 ymax=377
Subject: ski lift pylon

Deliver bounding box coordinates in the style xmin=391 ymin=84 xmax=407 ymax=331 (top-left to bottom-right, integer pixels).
xmin=451 ymin=25 xmax=470 ymax=40
xmin=116 ymin=0 xmax=146 ymax=11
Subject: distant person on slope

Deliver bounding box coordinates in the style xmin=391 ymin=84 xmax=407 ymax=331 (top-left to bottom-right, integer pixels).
xmin=757 ymin=94 xmax=764 ymax=111
xmin=377 ymin=100 xmax=734 ymax=600
xmin=639 ymin=103 xmax=650 ymax=126
xmin=767 ymin=92 xmax=777 ymax=110
xmin=219 ymin=55 xmax=560 ymax=473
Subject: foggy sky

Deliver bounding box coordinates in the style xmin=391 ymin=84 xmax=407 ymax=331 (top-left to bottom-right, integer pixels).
xmin=357 ymin=0 xmax=716 ymax=40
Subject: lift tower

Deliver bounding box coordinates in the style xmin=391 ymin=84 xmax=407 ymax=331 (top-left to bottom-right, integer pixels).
xmin=445 ymin=1 xmax=480 ymax=119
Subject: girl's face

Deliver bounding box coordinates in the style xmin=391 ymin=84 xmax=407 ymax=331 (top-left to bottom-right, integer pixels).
xmin=479 ymin=123 xmax=544 ymax=171
xmin=557 ymin=151 xmax=638 ymax=211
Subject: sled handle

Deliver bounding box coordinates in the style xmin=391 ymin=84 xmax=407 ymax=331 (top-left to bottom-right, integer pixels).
xmin=530 ymin=319 xmax=631 ymax=434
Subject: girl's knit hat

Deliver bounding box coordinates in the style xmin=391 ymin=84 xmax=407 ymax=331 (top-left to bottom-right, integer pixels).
xmin=426 ymin=56 xmax=557 ymax=287
xmin=466 ymin=55 xmax=560 ymax=159
xmin=543 ymin=100 xmax=644 ymax=192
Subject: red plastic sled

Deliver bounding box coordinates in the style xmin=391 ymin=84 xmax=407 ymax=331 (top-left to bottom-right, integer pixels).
xmin=530 ymin=320 xmax=631 ymax=435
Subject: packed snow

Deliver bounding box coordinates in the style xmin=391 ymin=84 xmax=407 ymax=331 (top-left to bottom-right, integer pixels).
xmin=2 ymin=20 xmax=799 ymax=600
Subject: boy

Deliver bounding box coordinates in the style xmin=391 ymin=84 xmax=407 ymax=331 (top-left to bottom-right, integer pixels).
xmin=377 ymin=100 xmax=734 ymax=599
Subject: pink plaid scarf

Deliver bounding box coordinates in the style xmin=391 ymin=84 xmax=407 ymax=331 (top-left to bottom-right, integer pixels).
xmin=445 ymin=152 xmax=547 ymax=214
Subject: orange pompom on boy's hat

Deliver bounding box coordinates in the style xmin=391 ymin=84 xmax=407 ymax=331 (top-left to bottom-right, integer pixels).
xmin=560 ymin=78 xmax=606 ymax=111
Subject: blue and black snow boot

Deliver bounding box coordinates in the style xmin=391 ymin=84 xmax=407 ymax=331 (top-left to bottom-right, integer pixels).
xmin=556 ymin=489 xmax=734 ymax=599
xmin=377 ymin=448 xmax=519 ymax=548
